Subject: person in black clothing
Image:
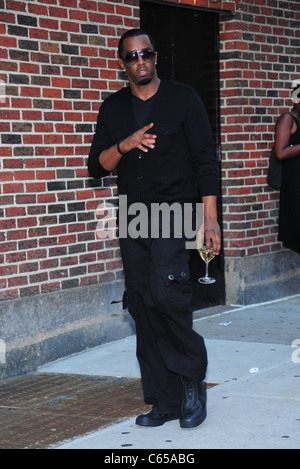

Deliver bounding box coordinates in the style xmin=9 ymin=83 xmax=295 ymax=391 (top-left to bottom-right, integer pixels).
xmin=88 ymin=29 xmax=221 ymax=428
xmin=275 ymin=86 xmax=300 ymax=254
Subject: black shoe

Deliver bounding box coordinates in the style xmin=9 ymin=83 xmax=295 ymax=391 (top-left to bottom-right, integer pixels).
xmin=180 ymin=378 xmax=207 ymax=428
xmin=135 ymin=406 xmax=179 ymax=427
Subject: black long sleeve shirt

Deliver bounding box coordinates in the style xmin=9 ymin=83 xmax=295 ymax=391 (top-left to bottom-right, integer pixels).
xmin=88 ymin=80 xmax=218 ymax=204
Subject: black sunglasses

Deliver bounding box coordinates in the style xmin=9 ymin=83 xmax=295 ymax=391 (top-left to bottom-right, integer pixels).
xmin=122 ymin=48 xmax=155 ymax=66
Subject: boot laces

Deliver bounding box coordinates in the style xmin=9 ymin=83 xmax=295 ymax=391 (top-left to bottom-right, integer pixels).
xmin=183 ymin=378 xmax=198 ymax=402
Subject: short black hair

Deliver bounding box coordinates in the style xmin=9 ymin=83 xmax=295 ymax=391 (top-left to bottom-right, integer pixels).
xmin=118 ymin=28 xmax=156 ymax=59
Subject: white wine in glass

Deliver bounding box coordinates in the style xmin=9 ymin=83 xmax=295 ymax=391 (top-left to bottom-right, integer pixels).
xmin=197 ymin=244 xmax=216 ymax=284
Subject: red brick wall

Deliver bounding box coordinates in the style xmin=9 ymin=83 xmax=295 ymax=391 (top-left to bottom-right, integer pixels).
xmin=1 ymin=0 xmax=299 ymax=303
xmin=168 ymin=0 xmax=299 ymax=260
xmin=219 ymin=0 xmax=300 ymax=258
xmin=0 ymin=0 xmax=139 ymax=301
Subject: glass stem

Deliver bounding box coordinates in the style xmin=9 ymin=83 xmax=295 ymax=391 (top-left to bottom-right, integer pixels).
xmin=205 ymin=261 xmax=209 ymax=278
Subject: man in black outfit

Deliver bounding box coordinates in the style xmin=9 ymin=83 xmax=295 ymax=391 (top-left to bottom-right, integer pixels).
xmin=88 ymin=29 xmax=221 ymax=428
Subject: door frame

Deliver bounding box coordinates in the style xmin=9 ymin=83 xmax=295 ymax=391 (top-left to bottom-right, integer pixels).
xmin=140 ymin=0 xmax=225 ymax=309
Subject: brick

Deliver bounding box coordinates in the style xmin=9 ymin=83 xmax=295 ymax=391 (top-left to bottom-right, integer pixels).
xmin=80 ymin=46 xmax=99 ymax=57
xmin=46 ymin=158 xmax=65 ymax=167
xmin=14 ymin=170 xmax=35 ymax=180
xmin=70 ymin=10 xmax=88 ymax=21
xmin=64 ymin=111 xmax=82 ymax=121
xmin=29 ymin=28 xmax=49 ymax=40
xmin=44 ymin=134 xmax=64 ymax=144
xmin=0 ymin=12 xmax=15 ymax=23
xmin=41 ymin=282 xmax=60 ymax=293
xmin=1 ymin=134 xmax=21 ymax=144
xmin=39 ymin=18 xmax=59 ymax=30
xmin=29 ymin=273 xmax=48 ymax=284
xmin=6 ymin=0 xmax=26 ymax=10
xmin=37 ymin=168 xmax=55 ymax=180
xmin=35 ymin=148 xmax=55 ymax=161
xmin=55 ymin=123 xmax=74 ymax=133
xmin=49 ymin=31 xmax=69 ymax=43
xmin=72 ymin=79 xmax=89 ymax=89
xmin=61 ymin=44 xmax=79 ymax=55
xmin=23 ymin=135 xmax=43 ymax=144
xmin=0 ymin=218 xmax=16 ymax=230
xmin=42 ymin=65 xmax=61 ymax=76
xmin=31 ymin=78 xmax=50 ymax=89
xmin=8 ymin=276 xmax=29 ymax=287
xmin=24 ymin=159 xmax=45 ymax=170
xmin=40 ymin=43 xmax=60 ymax=54
xmin=19 ymin=39 xmax=39 ymax=50
xmin=52 ymin=77 xmax=71 ymax=88
xmin=9 ymin=74 xmax=29 ymax=84
xmin=19 ymin=63 xmax=40 ymax=74
xmin=44 ymin=111 xmax=63 ymax=121
xmin=7 ymin=25 xmax=28 ymax=37
xmin=30 ymin=52 xmax=51 ymax=63
xmin=61 ymin=21 xmax=80 ymax=33
xmin=0 ymin=265 xmax=18 ymax=276
xmin=34 ymin=123 xmax=54 ymax=133
xmin=79 ymin=0 xmax=98 ymax=10
xmin=11 ymin=97 xmax=32 ymax=108
xmin=0 ymin=290 xmax=18 ymax=300
xmin=17 ymin=217 xmax=37 ymax=228
xmin=25 ymin=182 xmax=46 ymax=193
xmin=17 ymin=14 xmax=37 ymax=26
xmin=63 ymin=67 xmax=81 ymax=77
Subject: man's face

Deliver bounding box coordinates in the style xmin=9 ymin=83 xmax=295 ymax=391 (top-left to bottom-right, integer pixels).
xmin=119 ymin=35 xmax=157 ymax=87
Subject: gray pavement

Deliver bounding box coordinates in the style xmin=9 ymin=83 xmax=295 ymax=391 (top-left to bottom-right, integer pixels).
xmin=39 ymin=294 xmax=300 ymax=449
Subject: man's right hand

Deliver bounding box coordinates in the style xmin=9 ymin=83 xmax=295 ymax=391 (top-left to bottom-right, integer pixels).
xmin=99 ymin=123 xmax=156 ymax=172
xmin=119 ymin=123 xmax=156 ymax=154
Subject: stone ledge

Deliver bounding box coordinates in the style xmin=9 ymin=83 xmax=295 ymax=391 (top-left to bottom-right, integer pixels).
xmin=0 ymin=281 xmax=135 ymax=380
xmin=225 ymin=250 xmax=300 ymax=305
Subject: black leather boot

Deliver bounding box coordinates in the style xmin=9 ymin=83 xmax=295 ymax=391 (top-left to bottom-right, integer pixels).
xmin=135 ymin=405 xmax=180 ymax=427
xmin=180 ymin=378 xmax=207 ymax=428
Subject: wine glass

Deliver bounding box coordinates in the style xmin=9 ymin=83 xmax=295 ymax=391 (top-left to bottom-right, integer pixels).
xmin=197 ymin=241 xmax=216 ymax=284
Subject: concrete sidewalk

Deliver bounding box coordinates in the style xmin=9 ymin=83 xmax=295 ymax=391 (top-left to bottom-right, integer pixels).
xmin=39 ymin=295 xmax=300 ymax=449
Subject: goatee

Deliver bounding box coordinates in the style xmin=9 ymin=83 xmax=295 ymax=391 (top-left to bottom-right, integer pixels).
xmin=138 ymin=77 xmax=152 ymax=86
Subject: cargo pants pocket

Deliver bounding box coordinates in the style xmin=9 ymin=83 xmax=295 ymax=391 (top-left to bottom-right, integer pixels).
xmin=153 ymin=264 xmax=192 ymax=314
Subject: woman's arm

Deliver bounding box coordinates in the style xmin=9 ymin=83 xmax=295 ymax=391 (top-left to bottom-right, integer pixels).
xmin=275 ymin=113 xmax=300 ymax=160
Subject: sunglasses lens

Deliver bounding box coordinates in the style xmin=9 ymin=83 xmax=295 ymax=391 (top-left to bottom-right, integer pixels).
xmin=142 ymin=50 xmax=155 ymax=61
xmin=124 ymin=51 xmax=138 ymax=65
xmin=123 ymin=49 xmax=155 ymax=65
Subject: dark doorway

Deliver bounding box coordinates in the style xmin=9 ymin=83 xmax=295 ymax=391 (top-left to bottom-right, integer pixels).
xmin=140 ymin=1 xmax=225 ymax=310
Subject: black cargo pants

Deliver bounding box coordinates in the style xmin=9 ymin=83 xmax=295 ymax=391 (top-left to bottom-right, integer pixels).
xmin=119 ymin=211 xmax=207 ymax=414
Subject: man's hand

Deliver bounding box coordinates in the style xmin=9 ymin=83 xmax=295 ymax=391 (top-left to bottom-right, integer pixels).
xmin=203 ymin=218 xmax=221 ymax=255
xmin=99 ymin=123 xmax=156 ymax=172
xmin=119 ymin=123 xmax=156 ymax=154
xmin=197 ymin=196 xmax=221 ymax=255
